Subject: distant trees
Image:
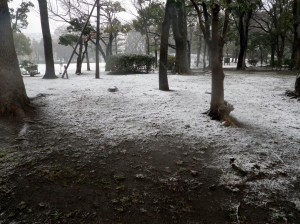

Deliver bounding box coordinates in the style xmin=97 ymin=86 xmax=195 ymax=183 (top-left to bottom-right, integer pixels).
xmin=132 ymin=0 xmax=164 ymax=56
xmin=49 ymin=0 xmax=130 ymax=63
xmin=13 ymin=32 xmax=32 ymax=56
xmin=234 ymin=1 xmax=260 ymax=70
xmin=58 ymin=17 xmax=94 ymax=74
xmin=37 ymin=0 xmax=57 ymax=79
xmin=0 ymin=0 xmax=29 ymax=117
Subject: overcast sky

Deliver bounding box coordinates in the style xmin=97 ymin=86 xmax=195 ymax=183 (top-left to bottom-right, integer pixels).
xmin=8 ymin=0 xmax=136 ymax=35
xmin=8 ymin=0 xmax=65 ymax=34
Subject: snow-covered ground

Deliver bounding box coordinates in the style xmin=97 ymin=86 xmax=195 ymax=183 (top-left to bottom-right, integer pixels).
xmin=23 ymin=64 xmax=300 ymax=208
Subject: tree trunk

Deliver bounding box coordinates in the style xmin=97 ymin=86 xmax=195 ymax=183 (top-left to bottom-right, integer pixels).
xmin=76 ymin=39 xmax=83 ymax=74
xmin=237 ymin=10 xmax=252 ymax=70
xmin=208 ymin=3 xmax=233 ymax=121
xmin=295 ymin=73 xmax=300 ymax=95
xmin=37 ymin=0 xmax=57 ymax=79
xmin=159 ymin=0 xmax=172 ymax=91
xmin=106 ymin=34 xmax=113 ymax=58
xmin=85 ymin=41 xmax=91 ymax=71
xmin=292 ymin=0 xmax=300 ymax=69
xmin=196 ymin=31 xmax=201 ymax=67
xmin=0 ymin=1 xmax=29 ymax=117
xmin=171 ymin=0 xmax=190 ymax=74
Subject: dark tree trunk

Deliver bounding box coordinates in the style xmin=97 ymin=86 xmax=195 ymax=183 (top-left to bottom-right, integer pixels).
xmin=196 ymin=30 xmax=201 ymax=67
xmin=159 ymin=0 xmax=172 ymax=91
xmin=145 ymin=31 xmax=150 ymax=55
xmin=172 ymin=0 xmax=191 ymax=74
xmin=208 ymin=3 xmax=233 ymax=121
xmin=236 ymin=10 xmax=252 ymax=70
xmin=154 ymin=38 xmax=158 ymax=68
xmin=276 ymin=35 xmax=285 ymax=68
xmin=106 ymin=34 xmax=113 ymax=57
xmin=76 ymin=40 xmax=83 ymax=74
xmin=270 ymin=43 xmax=275 ymax=68
xmin=85 ymin=41 xmax=91 ymax=71
xmin=37 ymin=0 xmax=57 ymax=79
xmin=0 ymin=1 xmax=29 ymax=117
xmin=295 ymin=73 xmax=300 ymax=95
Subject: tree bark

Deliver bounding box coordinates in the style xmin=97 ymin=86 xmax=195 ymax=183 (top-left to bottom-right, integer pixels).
xmin=0 ymin=1 xmax=29 ymax=117
xmin=76 ymin=39 xmax=83 ymax=74
xmin=295 ymin=73 xmax=300 ymax=95
xmin=159 ymin=0 xmax=172 ymax=91
xmin=172 ymin=0 xmax=191 ymax=74
xmin=38 ymin=0 xmax=57 ymax=79
xmin=236 ymin=10 xmax=252 ymax=70
xmin=208 ymin=3 xmax=233 ymax=121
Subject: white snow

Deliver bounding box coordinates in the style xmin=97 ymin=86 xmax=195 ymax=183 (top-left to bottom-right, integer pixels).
xmin=23 ymin=63 xmax=300 ymax=203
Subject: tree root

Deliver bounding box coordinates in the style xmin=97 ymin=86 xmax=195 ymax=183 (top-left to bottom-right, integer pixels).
xmin=206 ymin=101 xmax=235 ymax=126
xmin=285 ymin=90 xmax=300 ymax=101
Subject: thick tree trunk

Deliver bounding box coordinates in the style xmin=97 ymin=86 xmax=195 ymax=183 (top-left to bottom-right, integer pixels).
xmin=172 ymin=0 xmax=191 ymax=74
xmin=37 ymin=0 xmax=57 ymax=79
xmin=0 ymin=1 xmax=29 ymax=116
xmin=159 ymin=0 xmax=172 ymax=91
xmin=208 ymin=3 xmax=233 ymax=121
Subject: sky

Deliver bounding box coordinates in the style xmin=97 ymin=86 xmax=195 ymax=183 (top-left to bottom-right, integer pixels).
xmin=8 ymin=0 xmax=136 ymax=35
xmin=9 ymin=0 xmax=64 ymax=34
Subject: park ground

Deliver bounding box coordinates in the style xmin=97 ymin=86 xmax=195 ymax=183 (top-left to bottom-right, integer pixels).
xmin=0 ymin=65 xmax=300 ymax=223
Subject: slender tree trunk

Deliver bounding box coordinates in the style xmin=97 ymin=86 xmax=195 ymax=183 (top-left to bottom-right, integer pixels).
xmin=76 ymin=39 xmax=83 ymax=74
xmin=85 ymin=41 xmax=91 ymax=71
xmin=295 ymin=73 xmax=300 ymax=95
xmin=0 ymin=1 xmax=29 ymax=117
xmin=159 ymin=0 xmax=172 ymax=91
xmin=106 ymin=34 xmax=113 ymax=58
xmin=203 ymin=41 xmax=207 ymax=71
xmin=154 ymin=38 xmax=158 ymax=68
xmin=196 ymin=31 xmax=201 ymax=67
xmin=237 ymin=10 xmax=252 ymax=70
xmin=37 ymin=0 xmax=57 ymax=79
xmin=145 ymin=32 xmax=150 ymax=55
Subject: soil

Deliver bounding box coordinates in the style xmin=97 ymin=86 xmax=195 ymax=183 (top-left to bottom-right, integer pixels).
xmin=0 ymin=69 xmax=300 ymax=223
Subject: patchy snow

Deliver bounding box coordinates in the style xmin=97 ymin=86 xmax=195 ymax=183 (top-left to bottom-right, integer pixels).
xmin=23 ymin=63 xmax=300 ymax=205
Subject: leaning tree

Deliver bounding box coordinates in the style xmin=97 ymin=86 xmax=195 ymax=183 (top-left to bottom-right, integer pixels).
xmin=0 ymin=0 xmax=29 ymax=117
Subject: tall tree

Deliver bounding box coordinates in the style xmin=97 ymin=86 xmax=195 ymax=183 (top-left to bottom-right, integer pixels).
xmin=234 ymin=1 xmax=260 ymax=70
xmin=172 ymin=0 xmax=191 ymax=74
xmin=37 ymin=0 xmax=57 ymax=79
xmin=159 ymin=0 xmax=172 ymax=90
xmin=10 ymin=1 xmax=34 ymax=32
xmin=209 ymin=1 xmax=233 ymax=121
xmin=292 ymin=0 xmax=300 ymax=69
xmin=191 ymin=0 xmax=233 ymax=121
xmin=133 ymin=0 xmax=164 ymax=55
xmin=0 ymin=0 xmax=29 ymax=117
